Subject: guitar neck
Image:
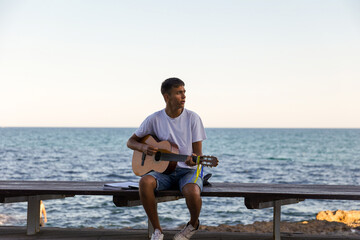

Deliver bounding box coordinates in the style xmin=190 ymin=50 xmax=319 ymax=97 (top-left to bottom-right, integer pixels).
xmin=155 ymin=152 xmax=196 ymax=163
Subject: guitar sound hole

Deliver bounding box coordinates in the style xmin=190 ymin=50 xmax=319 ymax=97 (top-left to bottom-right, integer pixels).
xmin=155 ymin=152 xmax=161 ymax=161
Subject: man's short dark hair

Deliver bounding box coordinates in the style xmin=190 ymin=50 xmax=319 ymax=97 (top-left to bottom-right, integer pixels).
xmin=161 ymin=77 xmax=185 ymax=95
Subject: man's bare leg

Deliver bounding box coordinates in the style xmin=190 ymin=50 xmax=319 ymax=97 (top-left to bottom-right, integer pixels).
xmin=182 ymin=183 xmax=202 ymax=228
xmin=139 ymin=175 xmax=162 ymax=232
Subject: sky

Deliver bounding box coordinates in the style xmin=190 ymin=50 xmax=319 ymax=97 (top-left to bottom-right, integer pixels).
xmin=0 ymin=0 xmax=359 ymax=128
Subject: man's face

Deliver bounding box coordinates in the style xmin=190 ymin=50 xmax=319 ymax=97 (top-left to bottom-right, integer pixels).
xmin=165 ymin=85 xmax=186 ymax=109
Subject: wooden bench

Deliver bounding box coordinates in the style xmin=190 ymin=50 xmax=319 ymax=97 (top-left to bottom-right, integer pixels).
xmin=1 ymin=181 xmax=360 ymax=240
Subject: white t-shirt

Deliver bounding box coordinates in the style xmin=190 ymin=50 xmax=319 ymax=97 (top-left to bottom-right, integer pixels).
xmin=134 ymin=108 xmax=207 ymax=169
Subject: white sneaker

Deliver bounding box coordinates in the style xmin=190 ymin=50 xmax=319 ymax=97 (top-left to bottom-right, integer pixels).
xmin=173 ymin=221 xmax=199 ymax=240
xmin=151 ymin=229 xmax=164 ymax=240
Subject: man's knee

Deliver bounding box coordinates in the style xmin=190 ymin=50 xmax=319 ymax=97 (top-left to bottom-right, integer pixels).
xmin=182 ymin=183 xmax=201 ymax=197
xmin=139 ymin=175 xmax=157 ymax=190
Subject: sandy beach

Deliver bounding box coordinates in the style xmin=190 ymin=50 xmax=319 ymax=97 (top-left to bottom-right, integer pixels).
xmin=199 ymin=210 xmax=360 ymax=236
xmin=200 ymin=220 xmax=359 ymax=236
xmin=1 ymin=210 xmax=360 ymax=239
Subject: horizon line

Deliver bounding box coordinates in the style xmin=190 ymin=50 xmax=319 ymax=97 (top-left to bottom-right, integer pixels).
xmin=1 ymin=126 xmax=359 ymax=129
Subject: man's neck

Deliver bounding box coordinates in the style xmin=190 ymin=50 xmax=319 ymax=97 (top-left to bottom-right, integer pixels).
xmin=165 ymin=107 xmax=184 ymax=118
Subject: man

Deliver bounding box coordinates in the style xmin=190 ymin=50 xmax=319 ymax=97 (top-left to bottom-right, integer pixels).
xmin=127 ymin=77 xmax=206 ymax=240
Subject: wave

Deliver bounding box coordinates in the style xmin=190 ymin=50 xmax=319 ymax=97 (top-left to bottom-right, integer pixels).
xmin=266 ymin=157 xmax=292 ymax=161
xmin=0 ymin=214 xmax=15 ymax=225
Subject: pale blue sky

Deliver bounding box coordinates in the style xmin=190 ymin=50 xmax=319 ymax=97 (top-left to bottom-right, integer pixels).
xmin=0 ymin=0 xmax=359 ymax=128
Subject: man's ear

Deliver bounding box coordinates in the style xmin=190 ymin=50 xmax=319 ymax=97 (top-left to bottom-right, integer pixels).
xmin=163 ymin=93 xmax=170 ymax=102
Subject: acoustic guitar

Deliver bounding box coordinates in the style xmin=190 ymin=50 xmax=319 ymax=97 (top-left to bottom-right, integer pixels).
xmin=132 ymin=135 xmax=218 ymax=176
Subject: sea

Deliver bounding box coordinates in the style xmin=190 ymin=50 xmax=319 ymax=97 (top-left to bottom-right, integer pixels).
xmin=1 ymin=128 xmax=360 ymax=229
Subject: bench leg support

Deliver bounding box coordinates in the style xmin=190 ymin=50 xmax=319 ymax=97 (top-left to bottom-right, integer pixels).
xmin=273 ymin=201 xmax=281 ymax=240
xmin=27 ymin=196 xmax=40 ymax=235
xmin=245 ymin=197 xmax=304 ymax=240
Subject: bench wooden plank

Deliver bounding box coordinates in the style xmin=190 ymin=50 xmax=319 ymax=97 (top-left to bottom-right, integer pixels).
xmin=0 ymin=182 xmax=358 ymax=203
xmin=2 ymin=181 xmax=360 ymax=200
xmin=1 ymin=195 xmax=71 ymax=203
xmin=202 ymin=183 xmax=360 ymax=200
xmin=113 ymin=195 xmax=182 ymax=207
xmin=245 ymin=198 xmax=304 ymax=209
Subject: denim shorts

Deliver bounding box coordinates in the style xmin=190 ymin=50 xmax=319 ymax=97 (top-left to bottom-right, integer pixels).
xmin=145 ymin=167 xmax=203 ymax=193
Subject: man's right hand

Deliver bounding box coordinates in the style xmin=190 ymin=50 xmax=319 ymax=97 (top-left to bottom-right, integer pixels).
xmin=142 ymin=144 xmax=158 ymax=156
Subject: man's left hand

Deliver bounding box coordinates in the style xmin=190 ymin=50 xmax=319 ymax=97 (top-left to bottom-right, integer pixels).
xmin=185 ymin=154 xmax=197 ymax=166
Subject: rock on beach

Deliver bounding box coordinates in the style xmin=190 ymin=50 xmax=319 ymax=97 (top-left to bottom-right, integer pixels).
xmin=316 ymin=210 xmax=360 ymax=228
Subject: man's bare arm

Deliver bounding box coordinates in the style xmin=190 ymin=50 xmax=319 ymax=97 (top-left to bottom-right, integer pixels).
xmin=192 ymin=141 xmax=203 ymax=157
xmin=185 ymin=141 xmax=203 ymax=166
xmin=127 ymin=134 xmax=158 ymax=156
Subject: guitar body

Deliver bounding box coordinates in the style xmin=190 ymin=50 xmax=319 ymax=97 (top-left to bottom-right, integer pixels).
xmin=132 ymin=135 xmax=179 ymax=176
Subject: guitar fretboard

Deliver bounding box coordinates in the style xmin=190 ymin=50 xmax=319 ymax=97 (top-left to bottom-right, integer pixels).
xmin=155 ymin=152 xmax=197 ymax=163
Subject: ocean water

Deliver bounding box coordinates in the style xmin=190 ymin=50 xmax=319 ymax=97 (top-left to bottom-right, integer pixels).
xmin=1 ymin=128 xmax=360 ymax=229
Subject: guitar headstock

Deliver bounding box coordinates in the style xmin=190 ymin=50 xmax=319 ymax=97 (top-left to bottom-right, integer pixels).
xmin=199 ymin=155 xmax=218 ymax=167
